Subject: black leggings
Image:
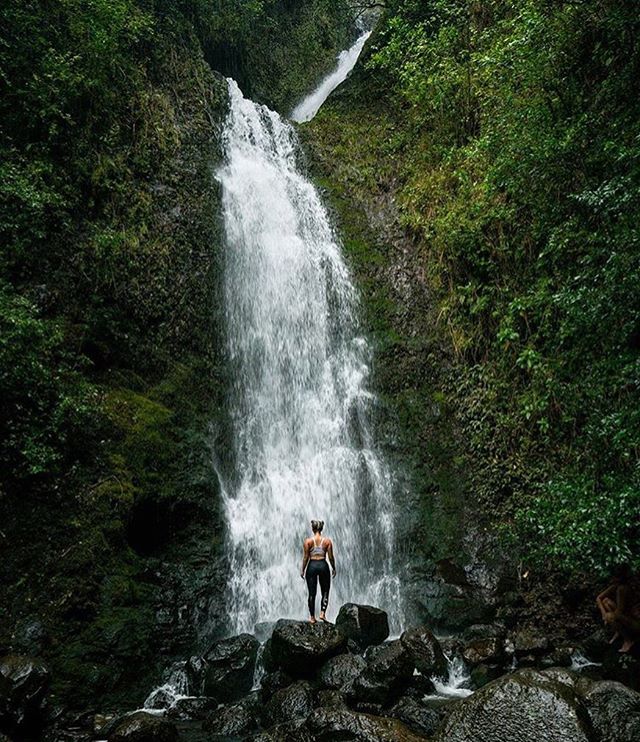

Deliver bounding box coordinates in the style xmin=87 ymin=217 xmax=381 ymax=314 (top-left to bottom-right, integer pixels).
xmin=306 ymin=559 xmax=330 ymax=616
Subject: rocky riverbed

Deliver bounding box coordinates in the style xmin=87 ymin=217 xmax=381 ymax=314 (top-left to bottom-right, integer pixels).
xmin=2 ymin=603 xmax=639 ymax=741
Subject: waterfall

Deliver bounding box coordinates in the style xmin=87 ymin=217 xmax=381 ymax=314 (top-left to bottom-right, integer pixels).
xmin=290 ymin=30 xmax=371 ymax=123
xmin=217 ymin=79 xmax=401 ymax=634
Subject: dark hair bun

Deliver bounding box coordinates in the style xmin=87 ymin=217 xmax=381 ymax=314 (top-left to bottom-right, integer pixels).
xmin=311 ymin=519 xmax=324 ymax=533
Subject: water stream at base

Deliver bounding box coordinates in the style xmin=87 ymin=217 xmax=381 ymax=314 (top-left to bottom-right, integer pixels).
xmin=217 ymin=78 xmax=402 ymax=634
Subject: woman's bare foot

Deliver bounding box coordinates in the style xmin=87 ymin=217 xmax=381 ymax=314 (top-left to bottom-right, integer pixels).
xmin=319 ymin=612 xmax=327 ymax=622
xmin=309 ymin=616 xmax=316 ymax=624
xmin=608 ymin=631 xmax=621 ymax=645
xmin=619 ymin=639 xmax=636 ymax=653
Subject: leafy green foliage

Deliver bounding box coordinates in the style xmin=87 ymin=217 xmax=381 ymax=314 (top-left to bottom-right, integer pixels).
xmin=0 ymin=286 xmax=100 ymax=483
xmin=0 ymin=0 xmax=355 ymax=708
xmin=515 ymin=475 xmax=640 ymax=575
xmin=306 ymin=0 xmax=640 ymax=577
xmin=367 ymin=0 xmax=640 ymax=575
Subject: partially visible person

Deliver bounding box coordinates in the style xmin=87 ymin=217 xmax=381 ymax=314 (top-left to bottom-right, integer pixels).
xmin=596 ymin=563 xmax=640 ymax=653
xmin=300 ymin=519 xmax=336 ymax=624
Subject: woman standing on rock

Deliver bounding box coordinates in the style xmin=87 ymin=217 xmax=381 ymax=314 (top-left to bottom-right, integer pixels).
xmin=301 ymin=520 xmax=336 ymax=623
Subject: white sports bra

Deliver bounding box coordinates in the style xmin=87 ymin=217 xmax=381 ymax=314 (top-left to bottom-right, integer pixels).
xmin=310 ymin=536 xmax=327 ymax=558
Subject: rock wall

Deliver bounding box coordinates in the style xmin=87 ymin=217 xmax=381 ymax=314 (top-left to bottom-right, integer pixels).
xmin=0 ymin=0 xmax=356 ymax=713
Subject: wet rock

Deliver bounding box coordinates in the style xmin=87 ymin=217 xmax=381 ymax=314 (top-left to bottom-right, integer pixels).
xmin=107 ymin=711 xmax=178 ymax=742
xmin=185 ymin=655 xmax=207 ymax=694
xmin=470 ymin=663 xmax=504 ymax=688
xmin=263 ymin=680 xmax=313 ymax=726
xmin=12 ymin=619 xmax=48 ymax=656
xmin=583 ymin=680 xmax=640 ymax=742
xmin=144 ymin=686 xmax=177 ymax=710
xmin=261 ymin=637 xmax=276 ymax=673
xmin=511 ymin=627 xmax=550 ymax=657
xmin=540 ymin=646 xmax=577 ymax=669
xmin=599 ymin=648 xmax=640 ymax=691
xmin=402 ymin=673 xmax=437 ymax=697
xmin=400 ymin=626 xmax=448 ymax=677
xmin=318 ymin=653 xmax=366 ymax=690
xmin=253 ymin=718 xmax=313 ymax=742
xmin=462 ymin=637 xmax=504 ymax=667
xmin=434 ymin=668 xmax=593 ymax=742
xmin=305 ymin=707 xmax=427 ymax=741
xmin=438 ymin=635 xmax=464 ymax=659
xmin=410 ymin=558 xmax=497 ymax=632
xmin=94 ymin=713 xmax=118 ymax=736
xmin=270 ymin=620 xmax=347 ymax=677
xmin=260 ymin=669 xmax=293 ymax=702
xmin=354 ymin=701 xmax=384 ymax=716
xmin=461 ymin=623 xmax=506 ymax=641
xmin=204 ymin=691 xmax=260 ymax=737
xmin=202 ymin=633 xmax=260 ymax=701
xmin=166 ymin=695 xmax=218 ymax=720
xmin=387 ymin=695 xmax=443 ymax=737
xmin=347 ymin=640 xmax=413 ymax=704
xmin=335 ymin=604 xmax=390 ymax=649
xmin=0 ymin=654 xmax=49 ymax=733
xmin=316 ymin=689 xmax=347 ymax=709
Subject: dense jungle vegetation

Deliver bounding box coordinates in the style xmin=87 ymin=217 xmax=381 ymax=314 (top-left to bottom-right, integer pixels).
xmin=2 ymin=0 xmax=639 ymax=714
xmin=0 ymin=0 xmax=354 ymax=706
xmin=306 ymin=0 xmax=640 ymax=579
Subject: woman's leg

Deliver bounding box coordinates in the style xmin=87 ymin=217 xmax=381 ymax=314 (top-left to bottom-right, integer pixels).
xmin=600 ymin=598 xmax=620 ymax=642
xmin=318 ymin=562 xmax=331 ymax=620
xmin=306 ymin=563 xmax=318 ymax=622
xmin=615 ymin=611 xmax=640 ymax=653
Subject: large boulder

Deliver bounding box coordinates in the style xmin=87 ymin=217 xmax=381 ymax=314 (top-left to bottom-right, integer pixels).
xmin=202 ymin=633 xmax=260 ymax=701
xmin=387 ymin=695 xmax=443 ymax=737
xmin=583 ymin=680 xmax=640 ymax=742
xmin=335 ymin=604 xmax=389 ymax=649
xmin=253 ymin=719 xmax=314 ymax=742
xmin=462 ymin=637 xmax=505 ymax=668
xmin=316 ymin=689 xmax=348 ymax=710
xmin=305 ymin=707 xmax=427 ymax=742
xmin=347 ymin=640 xmax=414 ymax=705
xmin=511 ymin=627 xmax=550 ymax=658
xmin=318 ymin=653 xmax=366 ymax=690
xmin=408 ymin=558 xmax=497 ymax=632
xmin=260 ymin=669 xmax=294 ymax=702
xmin=166 ymin=696 xmax=218 ymax=721
xmin=434 ymin=668 xmax=593 ymax=742
xmin=203 ymin=692 xmax=260 ymax=737
xmin=263 ymin=680 xmax=314 ymax=727
xmin=108 ymin=711 xmax=178 ymax=742
xmin=400 ymin=626 xmax=447 ymax=677
xmin=0 ymin=654 xmax=49 ymax=734
xmin=270 ymin=620 xmax=347 ymax=677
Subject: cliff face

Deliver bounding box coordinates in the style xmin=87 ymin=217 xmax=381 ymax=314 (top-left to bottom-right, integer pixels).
xmin=0 ymin=0 xmax=355 ymax=710
xmin=301 ymin=1 xmax=640 ymax=635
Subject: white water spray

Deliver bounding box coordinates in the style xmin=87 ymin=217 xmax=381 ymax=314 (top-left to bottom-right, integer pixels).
xmin=425 ymin=655 xmax=473 ymax=700
xmin=217 ymin=79 xmax=401 ymax=633
xmin=290 ymin=31 xmax=371 ymax=123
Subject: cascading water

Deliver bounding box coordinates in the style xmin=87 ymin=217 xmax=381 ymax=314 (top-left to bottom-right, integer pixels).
xmin=217 ymin=79 xmax=402 ymax=633
xmin=290 ymin=30 xmax=371 ymax=123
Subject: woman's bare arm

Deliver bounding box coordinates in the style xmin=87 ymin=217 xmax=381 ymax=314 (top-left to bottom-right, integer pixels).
xmin=301 ymin=540 xmax=310 ymax=578
xmin=596 ymin=583 xmax=616 ymax=606
xmin=327 ymin=540 xmax=336 ymax=577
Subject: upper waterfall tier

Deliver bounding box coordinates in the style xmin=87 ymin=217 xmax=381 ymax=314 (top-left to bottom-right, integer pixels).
xmin=290 ymin=31 xmax=371 ymax=123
